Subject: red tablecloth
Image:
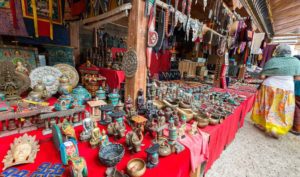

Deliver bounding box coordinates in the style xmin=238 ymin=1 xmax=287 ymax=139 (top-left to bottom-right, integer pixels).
xmin=0 ymin=95 xmax=255 ymax=176
xmin=98 ymin=67 xmax=125 ymax=89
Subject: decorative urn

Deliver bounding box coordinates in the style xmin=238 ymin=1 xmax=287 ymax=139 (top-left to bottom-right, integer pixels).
xmin=58 ymin=75 xmax=73 ymax=95
xmin=54 ymin=94 xmax=74 ymax=111
xmin=72 ymin=86 xmax=92 ymax=106
xmin=96 ymin=87 xmax=106 ymax=100
xmin=108 ymin=91 xmax=120 ymax=106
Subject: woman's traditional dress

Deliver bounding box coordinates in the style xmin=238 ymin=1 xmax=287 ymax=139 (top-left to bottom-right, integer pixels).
xmin=252 ymin=76 xmax=295 ymax=136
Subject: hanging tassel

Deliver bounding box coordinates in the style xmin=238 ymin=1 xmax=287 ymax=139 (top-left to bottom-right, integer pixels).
xmin=31 ymin=0 xmax=39 ymax=38
xmin=49 ymin=0 xmax=53 ymax=40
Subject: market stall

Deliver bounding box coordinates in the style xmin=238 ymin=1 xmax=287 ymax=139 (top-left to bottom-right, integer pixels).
xmin=0 ymin=0 xmax=273 ymax=176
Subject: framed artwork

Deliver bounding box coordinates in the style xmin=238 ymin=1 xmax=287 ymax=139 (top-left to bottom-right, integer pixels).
xmin=0 ymin=45 xmax=38 ymax=71
xmin=43 ymin=44 xmax=75 ymax=66
xmin=0 ymin=0 xmax=10 ymax=8
xmin=21 ymin=0 xmax=62 ymax=24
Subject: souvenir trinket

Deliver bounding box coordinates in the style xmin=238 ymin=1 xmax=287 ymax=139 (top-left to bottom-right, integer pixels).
xmin=90 ymin=121 xmax=101 ymax=148
xmin=137 ymin=89 xmax=146 ymax=114
xmin=80 ymin=112 xmax=94 ymax=141
xmin=168 ymin=119 xmax=177 ymax=142
xmin=54 ymin=93 xmax=74 ymax=111
xmin=158 ymin=137 xmax=172 ymax=157
xmin=87 ymin=99 xmax=107 ymax=120
xmin=52 ymin=125 xmax=88 ymax=177
xmin=131 ymin=115 xmax=148 ymax=132
xmin=126 ymin=128 xmax=144 ymax=153
xmin=122 ymin=49 xmax=138 ymax=77
xmin=99 ymin=129 xmax=110 ymax=148
xmin=58 ymin=74 xmax=73 ymax=95
xmin=145 ymin=100 xmax=158 ymax=120
xmin=145 ymin=143 xmax=159 ymax=168
xmin=189 ymin=122 xmax=198 ymax=135
xmin=54 ymin=64 xmax=79 ymax=88
xmin=15 ymin=61 xmax=29 ymax=75
xmin=115 ymin=101 xmax=124 ymax=111
xmin=107 ymin=111 xmax=126 ymax=139
xmin=72 ymin=86 xmax=92 ymax=106
xmin=30 ymin=66 xmax=62 ymax=95
xmin=27 ymin=81 xmax=50 ymax=101
xmin=177 ymin=108 xmax=194 ymax=122
xmin=99 ymin=143 xmax=125 ymax=167
xmin=96 ymin=87 xmax=107 ymax=100
xmin=2 ymin=134 xmax=40 ymax=170
xmin=100 ymin=104 xmax=114 ymax=125
xmin=83 ymin=74 xmax=106 ymax=97
xmin=108 ymin=90 xmax=120 ymax=106
xmin=106 ymin=167 xmax=129 ymax=177
xmin=61 ymin=119 xmax=77 ymax=141
xmin=127 ymin=158 xmax=146 ymax=177
xmin=125 ymin=95 xmax=133 ymax=114
xmin=0 ymin=61 xmax=30 ymax=102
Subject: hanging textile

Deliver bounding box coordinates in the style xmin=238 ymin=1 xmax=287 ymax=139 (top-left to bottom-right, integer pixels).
xmin=251 ymin=33 xmax=265 ymax=54
xmin=21 ymin=0 xmax=63 ymax=39
xmin=146 ymin=0 xmax=157 ymax=68
xmin=0 ymin=0 xmax=28 ymax=36
xmin=259 ymin=44 xmax=278 ymax=67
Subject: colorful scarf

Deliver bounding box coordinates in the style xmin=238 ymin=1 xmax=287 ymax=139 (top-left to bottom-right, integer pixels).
xmin=261 ymin=44 xmax=300 ymax=76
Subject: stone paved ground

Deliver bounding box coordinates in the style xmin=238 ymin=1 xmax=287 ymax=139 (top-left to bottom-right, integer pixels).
xmin=205 ymin=114 xmax=300 ymax=177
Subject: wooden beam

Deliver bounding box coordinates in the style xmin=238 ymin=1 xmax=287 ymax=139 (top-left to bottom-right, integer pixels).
xmin=82 ymin=3 xmax=132 ymax=24
xmin=276 ymin=25 xmax=300 ymax=34
xmin=125 ymin=0 xmax=147 ymax=106
xmin=84 ymin=11 xmax=129 ymax=29
xmin=69 ymin=21 xmax=80 ymax=65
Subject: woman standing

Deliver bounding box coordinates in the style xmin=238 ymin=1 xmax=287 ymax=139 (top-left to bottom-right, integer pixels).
xmin=251 ymin=44 xmax=300 ymax=138
xmin=292 ymin=55 xmax=300 ymax=135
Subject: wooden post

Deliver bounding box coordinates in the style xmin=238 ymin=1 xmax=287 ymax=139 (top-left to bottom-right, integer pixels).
xmin=69 ymin=21 xmax=80 ymax=65
xmin=125 ymin=0 xmax=147 ymax=106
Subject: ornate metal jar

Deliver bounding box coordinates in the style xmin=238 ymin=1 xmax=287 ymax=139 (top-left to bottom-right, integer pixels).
xmin=72 ymin=86 xmax=91 ymax=105
xmin=54 ymin=94 xmax=74 ymax=111
xmin=108 ymin=92 xmax=120 ymax=106
xmin=58 ymin=75 xmax=73 ymax=95
xmin=96 ymin=87 xmax=106 ymax=100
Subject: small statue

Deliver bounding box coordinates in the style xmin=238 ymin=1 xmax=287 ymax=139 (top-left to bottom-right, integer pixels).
xmin=178 ymin=115 xmax=187 ymax=139
xmin=126 ymin=128 xmax=144 ymax=153
xmin=80 ymin=112 xmax=94 ymax=141
xmin=90 ymin=121 xmax=101 ymax=148
xmin=171 ymin=109 xmax=180 ymax=126
xmin=15 ymin=61 xmax=28 ymax=75
xmin=189 ymin=122 xmax=198 ymax=135
xmin=99 ymin=129 xmax=110 ymax=148
xmin=61 ymin=119 xmax=77 ymax=140
xmin=145 ymin=144 xmax=160 ymax=168
xmin=137 ymin=89 xmax=146 ymax=114
xmin=125 ymin=95 xmax=133 ymax=114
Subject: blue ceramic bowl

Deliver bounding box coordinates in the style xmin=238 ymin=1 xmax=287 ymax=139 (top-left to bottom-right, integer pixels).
xmin=99 ymin=143 xmax=125 ymax=167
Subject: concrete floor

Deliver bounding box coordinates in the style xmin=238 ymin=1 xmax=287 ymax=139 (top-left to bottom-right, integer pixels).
xmin=205 ymin=114 xmax=300 ymax=177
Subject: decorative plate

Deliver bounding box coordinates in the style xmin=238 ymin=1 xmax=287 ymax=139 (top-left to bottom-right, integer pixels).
xmin=122 ymin=49 xmax=138 ymax=78
xmin=30 ymin=66 xmax=62 ymax=95
xmin=54 ymin=64 xmax=79 ymax=88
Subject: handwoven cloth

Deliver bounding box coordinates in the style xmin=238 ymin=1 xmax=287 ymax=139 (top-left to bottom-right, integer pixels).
xmin=0 ymin=0 xmax=28 ymax=36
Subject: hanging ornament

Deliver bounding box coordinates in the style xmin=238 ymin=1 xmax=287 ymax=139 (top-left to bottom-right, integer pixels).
xmin=146 ymin=0 xmax=157 ymax=68
xmin=182 ymin=0 xmax=187 ymax=14
xmin=203 ymin=0 xmax=207 ymax=11
xmin=154 ymin=10 xmax=165 ymax=52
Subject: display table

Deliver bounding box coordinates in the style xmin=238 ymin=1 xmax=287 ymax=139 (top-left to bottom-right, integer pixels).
xmin=0 ymin=93 xmax=255 ymax=177
xmin=98 ymin=67 xmax=125 ymax=89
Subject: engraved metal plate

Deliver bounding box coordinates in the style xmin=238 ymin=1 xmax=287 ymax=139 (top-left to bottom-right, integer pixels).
xmin=122 ymin=49 xmax=138 ymax=78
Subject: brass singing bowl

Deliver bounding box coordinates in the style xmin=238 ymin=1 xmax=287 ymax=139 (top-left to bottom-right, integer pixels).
xmin=127 ymin=158 xmax=146 ymax=177
xmin=177 ymin=108 xmax=194 ymax=122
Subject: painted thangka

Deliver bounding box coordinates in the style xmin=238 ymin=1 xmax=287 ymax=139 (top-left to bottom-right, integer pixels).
xmin=21 ymin=0 xmax=63 ymax=39
xmin=0 ymin=0 xmax=28 ymax=36
xmin=0 ymin=45 xmax=38 ymax=71
xmin=43 ymin=45 xmax=75 ymax=66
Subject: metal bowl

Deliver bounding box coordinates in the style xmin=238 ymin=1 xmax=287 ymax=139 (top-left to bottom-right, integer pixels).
xmin=99 ymin=143 xmax=125 ymax=167
xmin=126 ymin=158 xmax=146 ymax=177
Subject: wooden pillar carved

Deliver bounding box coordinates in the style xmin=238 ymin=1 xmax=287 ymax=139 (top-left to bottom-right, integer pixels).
xmin=125 ymin=0 xmax=148 ymax=106
xmin=69 ymin=21 xmax=80 ymax=65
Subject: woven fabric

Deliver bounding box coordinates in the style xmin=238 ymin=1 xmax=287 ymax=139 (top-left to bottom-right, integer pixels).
xmin=0 ymin=0 xmax=28 ymax=36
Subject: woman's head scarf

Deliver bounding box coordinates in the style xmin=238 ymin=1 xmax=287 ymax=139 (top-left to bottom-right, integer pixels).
xmin=273 ymin=44 xmax=292 ymax=57
xmin=261 ymin=44 xmax=300 ymax=76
